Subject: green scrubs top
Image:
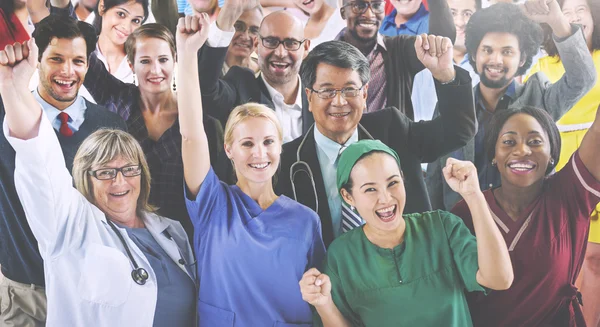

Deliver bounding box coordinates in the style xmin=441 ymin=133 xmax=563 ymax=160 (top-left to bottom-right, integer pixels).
xmin=317 ymin=210 xmax=485 ymax=327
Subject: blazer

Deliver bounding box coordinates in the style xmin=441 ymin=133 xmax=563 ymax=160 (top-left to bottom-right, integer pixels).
xmin=277 ymin=67 xmax=477 ymax=247
xmin=197 ymin=45 xmax=314 ymax=132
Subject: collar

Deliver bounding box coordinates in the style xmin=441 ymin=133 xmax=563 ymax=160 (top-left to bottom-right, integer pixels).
xmin=381 ymin=4 xmax=428 ymax=33
xmin=260 ymin=74 xmax=303 ymax=109
xmin=314 ymin=125 xmax=359 ymax=163
xmin=140 ymin=211 xmax=171 ymax=236
xmin=335 ymin=28 xmax=387 ymax=52
xmin=34 ymin=88 xmax=86 ymax=124
xmin=459 ymin=53 xmax=470 ymax=66
xmin=474 ymin=80 xmax=517 ymax=111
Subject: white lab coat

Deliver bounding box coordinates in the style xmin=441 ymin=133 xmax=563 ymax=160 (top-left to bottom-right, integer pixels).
xmin=3 ymin=116 xmax=195 ymax=327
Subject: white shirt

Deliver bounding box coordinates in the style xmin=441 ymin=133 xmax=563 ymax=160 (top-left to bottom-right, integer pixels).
xmin=4 ymin=116 xmax=194 ymax=327
xmin=94 ymin=46 xmax=135 ymax=84
xmin=207 ymin=21 xmax=304 ymax=143
xmin=307 ymin=9 xmax=346 ymax=51
xmin=261 ymin=74 xmax=304 ymax=143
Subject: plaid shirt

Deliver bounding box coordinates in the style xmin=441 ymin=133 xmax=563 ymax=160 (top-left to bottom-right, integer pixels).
xmin=84 ymin=53 xmax=191 ymax=231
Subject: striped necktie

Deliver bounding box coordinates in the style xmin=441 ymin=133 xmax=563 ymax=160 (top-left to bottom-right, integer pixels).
xmin=336 ymin=145 xmax=365 ymax=233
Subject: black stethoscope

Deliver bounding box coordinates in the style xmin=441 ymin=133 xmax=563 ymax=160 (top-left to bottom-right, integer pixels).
xmin=289 ymin=124 xmax=375 ymax=213
xmin=107 ymin=220 xmax=149 ymax=285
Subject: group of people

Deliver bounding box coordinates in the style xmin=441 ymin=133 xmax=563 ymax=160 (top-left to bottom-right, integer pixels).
xmin=0 ymin=0 xmax=599 ymax=326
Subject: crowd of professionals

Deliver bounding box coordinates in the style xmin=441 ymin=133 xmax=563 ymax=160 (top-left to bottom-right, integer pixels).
xmin=0 ymin=0 xmax=599 ymax=325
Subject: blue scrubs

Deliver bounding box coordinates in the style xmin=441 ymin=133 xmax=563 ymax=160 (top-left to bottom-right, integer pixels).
xmin=186 ymin=168 xmax=326 ymax=327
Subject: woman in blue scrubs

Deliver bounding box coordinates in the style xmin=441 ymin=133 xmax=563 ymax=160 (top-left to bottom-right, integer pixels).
xmin=176 ymin=15 xmax=326 ymax=326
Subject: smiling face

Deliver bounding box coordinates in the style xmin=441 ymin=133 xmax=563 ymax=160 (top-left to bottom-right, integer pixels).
xmin=130 ymin=37 xmax=175 ymax=95
xmin=341 ymin=152 xmax=406 ymax=232
xmin=475 ymin=32 xmax=524 ymax=89
xmin=90 ymin=156 xmax=141 ymax=223
xmin=390 ymin=0 xmax=422 ymax=18
xmin=494 ymin=113 xmax=552 ymax=189
xmin=294 ymin=0 xmax=325 ymax=15
xmin=229 ymin=9 xmax=262 ymax=59
xmin=257 ymin=12 xmax=309 ymax=87
xmin=308 ymin=63 xmax=367 ymax=144
xmin=38 ymin=37 xmax=88 ymax=110
xmin=342 ymin=0 xmax=386 ymax=43
xmin=100 ymin=0 xmax=145 ymax=46
xmin=225 ymin=117 xmax=282 ymax=185
xmin=561 ymin=0 xmax=594 ymax=49
xmin=448 ymin=0 xmax=476 ymax=51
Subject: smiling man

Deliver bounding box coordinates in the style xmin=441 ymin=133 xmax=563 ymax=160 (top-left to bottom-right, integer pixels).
xmin=221 ymin=5 xmax=263 ymax=76
xmin=0 ymin=15 xmax=126 ymax=327
xmin=198 ymin=0 xmax=313 ymax=143
xmin=426 ymin=1 xmax=597 ymax=211
xmin=276 ymin=39 xmax=477 ymax=247
xmin=335 ymin=0 xmax=455 ymax=116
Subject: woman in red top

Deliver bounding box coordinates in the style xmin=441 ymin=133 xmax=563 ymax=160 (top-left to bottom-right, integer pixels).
xmin=451 ymin=105 xmax=600 ymax=326
xmin=0 ymin=0 xmax=30 ymax=50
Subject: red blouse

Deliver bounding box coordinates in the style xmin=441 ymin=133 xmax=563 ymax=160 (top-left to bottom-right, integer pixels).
xmin=452 ymin=151 xmax=600 ymax=327
xmin=0 ymin=9 xmax=30 ymax=50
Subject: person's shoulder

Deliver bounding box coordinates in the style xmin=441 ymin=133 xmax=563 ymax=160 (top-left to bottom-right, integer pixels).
xmin=279 ymin=195 xmax=320 ymax=221
xmin=282 ymin=135 xmax=304 ymax=160
xmin=85 ymin=101 xmax=125 ymax=124
xmin=327 ymin=228 xmax=363 ymax=255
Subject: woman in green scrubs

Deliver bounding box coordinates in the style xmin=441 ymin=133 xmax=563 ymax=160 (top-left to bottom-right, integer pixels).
xmin=299 ymin=140 xmax=514 ymax=326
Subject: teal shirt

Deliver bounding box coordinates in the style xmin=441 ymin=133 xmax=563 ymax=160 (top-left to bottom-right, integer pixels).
xmin=317 ymin=210 xmax=485 ymax=326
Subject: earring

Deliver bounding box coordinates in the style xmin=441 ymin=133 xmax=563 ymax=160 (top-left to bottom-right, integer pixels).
xmin=132 ymin=73 xmax=137 ymax=85
xmin=350 ymin=205 xmax=355 ymax=211
xmin=491 ymin=159 xmax=497 ymax=167
xmin=550 ymin=158 xmax=555 ymax=166
xmin=172 ymin=77 xmax=177 ymax=92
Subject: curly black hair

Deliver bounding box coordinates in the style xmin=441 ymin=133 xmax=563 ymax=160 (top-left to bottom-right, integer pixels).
xmin=541 ymin=0 xmax=599 ymax=58
xmin=465 ymin=3 xmax=543 ymax=76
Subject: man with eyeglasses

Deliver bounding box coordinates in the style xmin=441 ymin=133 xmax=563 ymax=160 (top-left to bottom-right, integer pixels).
xmin=198 ymin=0 xmax=313 ymax=143
xmin=336 ymin=0 xmax=455 ymax=116
xmin=276 ymin=40 xmax=476 ymax=247
xmin=221 ymin=5 xmax=263 ymax=77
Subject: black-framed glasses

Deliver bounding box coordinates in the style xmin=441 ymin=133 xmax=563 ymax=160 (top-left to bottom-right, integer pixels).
xmin=234 ymin=21 xmax=260 ymax=36
xmin=342 ymin=1 xmax=385 ymax=14
xmin=88 ymin=165 xmax=142 ymax=180
xmin=309 ymin=85 xmax=365 ymax=99
xmin=259 ymin=36 xmax=307 ymax=51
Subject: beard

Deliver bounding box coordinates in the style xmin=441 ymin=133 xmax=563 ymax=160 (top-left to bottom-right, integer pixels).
xmin=479 ymin=65 xmax=515 ymax=89
xmin=347 ymin=22 xmax=379 ymax=44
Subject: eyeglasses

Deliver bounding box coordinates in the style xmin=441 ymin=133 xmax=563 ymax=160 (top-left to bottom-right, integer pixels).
xmin=342 ymin=1 xmax=385 ymax=14
xmin=259 ymin=36 xmax=307 ymax=51
xmin=234 ymin=21 xmax=260 ymax=36
xmin=309 ymin=85 xmax=365 ymax=99
xmin=88 ymin=165 xmax=142 ymax=180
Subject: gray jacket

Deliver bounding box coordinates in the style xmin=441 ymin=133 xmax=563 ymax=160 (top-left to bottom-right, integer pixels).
xmin=426 ymin=24 xmax=597 ymax=210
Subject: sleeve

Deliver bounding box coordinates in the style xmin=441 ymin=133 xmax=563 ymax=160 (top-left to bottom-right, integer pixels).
xmin=540 ymin=25 xmax=597 ymax=122
xmin=395 ymin=66 xmax=477 ymax=163
xmin=425 ymin=157 xmax=447 ymax=210
xmin=306 ymin=217 xmax=326 ymax=271
xmin=184 ymin=167 xmax=229 ymax=234
xmin=552 ymin=150 xmax=600 ymax=222
xmin=4 ymin=115 xmax=96 ymax=258
xmin=440 ymin=211 xmax=486 ymax=293
xmin=83 ymin=52 xmax=135 ymax=120
xmin=197 ymin=44 xmax=240 ymax=124
xmin=312 ymin=259 xmax=364 ymax=327
xmin=206 ymin=20 xmax=235 ymax=48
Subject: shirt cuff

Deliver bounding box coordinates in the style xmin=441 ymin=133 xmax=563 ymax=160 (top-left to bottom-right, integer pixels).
xmin=553 ymin=24 xmax=582 ymax=44
xmin=206 ymin=21 xmax=235 ymax=48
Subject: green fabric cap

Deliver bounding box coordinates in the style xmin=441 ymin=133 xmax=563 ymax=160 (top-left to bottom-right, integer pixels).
xmin=336 ymin=140 xmax=401 ymax=195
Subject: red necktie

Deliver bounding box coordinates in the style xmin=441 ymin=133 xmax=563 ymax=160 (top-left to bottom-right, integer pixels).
xmin=58 ymin=112 xmax=73 ymax=137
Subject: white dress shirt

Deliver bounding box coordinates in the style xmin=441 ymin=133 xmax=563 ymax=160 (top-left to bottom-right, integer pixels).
xmin=4 ymin=116 xmax=194 ymax=327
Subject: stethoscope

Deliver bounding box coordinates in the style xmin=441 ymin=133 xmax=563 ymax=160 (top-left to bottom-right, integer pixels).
xmin=289 ymin=124 xmax=375 ymax=213
xmin=107 ymin=220 xmax=149 ymax=285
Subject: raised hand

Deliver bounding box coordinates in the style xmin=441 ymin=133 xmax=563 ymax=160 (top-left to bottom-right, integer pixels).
xmin=0 ymin=39 xmax=39 ymax=91
xmin=442 ymin=158 xmax=481 ymax=199
xmin=176 ymin=14 xmax=211 ymax=56
xmin=414 ymin=34 xmax=455 ymax=83
xmin=521 ymin=0 xmax=571 ymax=37
xmin=299 ymin=268 xmax=333 ymax=308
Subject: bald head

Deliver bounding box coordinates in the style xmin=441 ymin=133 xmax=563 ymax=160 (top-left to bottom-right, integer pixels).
xmin=259 ymin=10 xmax=305 ymax=39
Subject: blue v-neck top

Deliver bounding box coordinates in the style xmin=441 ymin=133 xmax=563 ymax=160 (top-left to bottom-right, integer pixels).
xmin=186 ymin=168 xmax=326 ymax=327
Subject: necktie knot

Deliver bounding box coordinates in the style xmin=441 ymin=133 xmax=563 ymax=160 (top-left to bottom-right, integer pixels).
xmin=58 ymin=112 xmax=73 ymax=137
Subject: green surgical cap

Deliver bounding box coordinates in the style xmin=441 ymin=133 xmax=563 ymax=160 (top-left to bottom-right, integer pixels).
xmin=336 ymin=140 xmax=401 ymax=195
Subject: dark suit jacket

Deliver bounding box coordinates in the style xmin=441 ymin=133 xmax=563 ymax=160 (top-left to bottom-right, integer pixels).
xmin=197 ymin=45 xmax=314 ymax=132
xmin=276 ymin=67 xmax=476 ymax=247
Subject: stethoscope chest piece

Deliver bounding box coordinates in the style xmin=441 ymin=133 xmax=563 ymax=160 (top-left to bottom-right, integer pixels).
xmin=132 ymin=267 xmax=149 ymax=285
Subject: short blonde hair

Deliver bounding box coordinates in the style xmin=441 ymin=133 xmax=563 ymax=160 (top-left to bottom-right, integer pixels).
xmin=224 ymin=103 xmax=283 ymax=146
xmin=72 ymin=129 xmax=156 ymax=214
xmin=125 ymin=23 xmax=176 ymax=66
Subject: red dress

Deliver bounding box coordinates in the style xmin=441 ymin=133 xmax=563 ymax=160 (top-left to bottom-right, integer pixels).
xmin=451 ymin=151 xmax=600 ymax=327
xmin=0 ymin=9 xmax=30 ymax=50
